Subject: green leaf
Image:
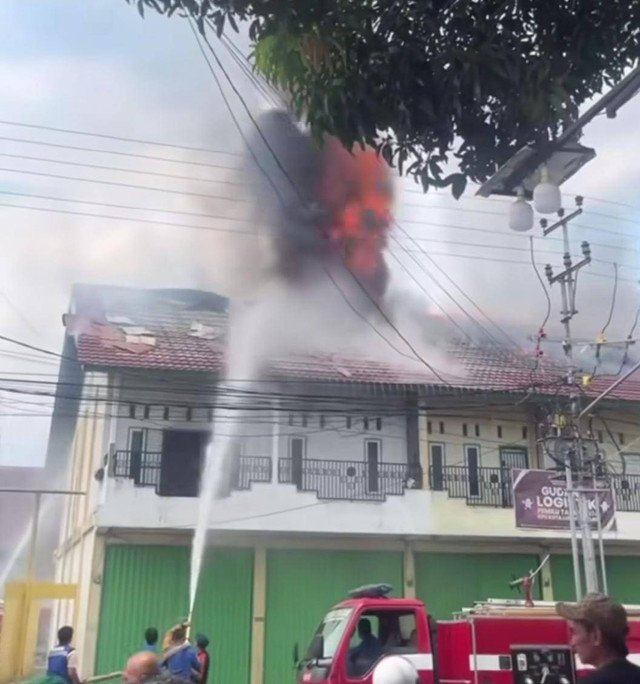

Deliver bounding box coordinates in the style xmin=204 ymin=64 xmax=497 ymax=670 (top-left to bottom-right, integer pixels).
xmin=450 ymin=173 xmax=467 ymax=199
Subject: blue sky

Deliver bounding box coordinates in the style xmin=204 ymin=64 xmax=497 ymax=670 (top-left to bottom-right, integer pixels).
xmin=1 ymin=1 xmax=640 ymax=467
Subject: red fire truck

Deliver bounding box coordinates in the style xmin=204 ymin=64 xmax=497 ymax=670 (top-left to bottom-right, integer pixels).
xmin=295 ymin=584 xmax=640 ymax=684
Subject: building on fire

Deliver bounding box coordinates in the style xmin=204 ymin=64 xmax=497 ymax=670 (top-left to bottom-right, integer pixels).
xmin=39 ymin=284 xmax=640 ymax=684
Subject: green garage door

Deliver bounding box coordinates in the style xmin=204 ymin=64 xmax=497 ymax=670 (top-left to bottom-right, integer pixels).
xmin=264 ymin=549 xmax=403 ymax=684
xmin=95 ymin=545 xmax=252 ymax=684
xmin=551 ymin=555 xmax=640 ymax=603
xmin=415 ymin=552 xmax=541 ymax=618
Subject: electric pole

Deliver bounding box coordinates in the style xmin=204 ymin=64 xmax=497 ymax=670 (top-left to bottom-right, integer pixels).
xmin=540 ymin=196 xmax=604 ymax=597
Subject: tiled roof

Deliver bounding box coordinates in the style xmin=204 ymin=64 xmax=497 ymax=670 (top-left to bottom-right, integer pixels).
xmin=67 ymin=285 xmax=640 ymax=402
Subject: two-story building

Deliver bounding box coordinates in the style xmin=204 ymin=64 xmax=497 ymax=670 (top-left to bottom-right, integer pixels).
xmin=50 ymin=284 xmax=640 ymax=684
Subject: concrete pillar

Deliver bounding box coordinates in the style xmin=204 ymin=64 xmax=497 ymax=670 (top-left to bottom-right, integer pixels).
xmin=418 ymin=407 xmax=430 ymax=489
xmin=83 ymin=533 xmax=105 ymax=676
xmin=250 ymin=546 xmax=267 ymax=684
xmin=540 ymin=549 xmax=554 ymax=601
xmin=403 ymin=543 xmax=416 ymax=599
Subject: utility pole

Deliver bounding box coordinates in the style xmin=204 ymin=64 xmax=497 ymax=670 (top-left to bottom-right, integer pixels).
xmin=541 ymin=197 xmax=605 ymax=597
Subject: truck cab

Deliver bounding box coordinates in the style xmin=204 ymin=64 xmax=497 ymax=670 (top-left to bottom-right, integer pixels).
xmin=296 ymin=584 xmax=434 ymax=684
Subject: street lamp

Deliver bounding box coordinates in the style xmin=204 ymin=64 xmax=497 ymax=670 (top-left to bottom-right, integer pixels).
xmin=508 ymin=190 xmax=534 ymax=232
xmin=533 ymin=165 xmax=562 ymax=214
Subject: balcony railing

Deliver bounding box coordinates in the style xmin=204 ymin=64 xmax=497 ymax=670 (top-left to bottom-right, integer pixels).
xmin=429 ymin=465 xmax=514 ymax=507
xmin=611 ymin=473 xmax=640 ymax=512
xmin=112 ymin=450 xmax=272 ymax=494
xmin=278 ymin=457 xmax=421 ymax=502
xmin=429 ymin=465 xmax=640 ymax=512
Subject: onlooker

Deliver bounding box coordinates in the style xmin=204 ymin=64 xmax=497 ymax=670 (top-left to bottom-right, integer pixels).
xmin=143 ymin=628 xmax=159 ymax=653
xmin=556 ymin=593 xmax=640 ymax=684
xmin=124 ymin=652 xmax=161 ymax=684
xmin=46 ymin=626 xmax=81 ymax=684
xmin=195 ymin=635 xmax=210 ymax=684
xmin=161 ymin=625 xmax=201 ymax=681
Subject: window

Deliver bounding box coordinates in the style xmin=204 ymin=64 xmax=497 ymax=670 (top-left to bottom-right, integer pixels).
xmin=365 ymin=440 xmax=381 ymax=492
xmin=475 ymin=424 xmax=480 ymax=437
xmin=345 ymin=609 xmax=418 ymax=679
xmin=462 ymin=423 xmax=468 ymax=437
xmin=288 ymin=414 xmax=294 ymax=427
xmin=623 ymin=454 xmax=640 ymax=475
xmin=129 ymin=404 xmax=136 ymax=419
xmin=439 ymin=421 xmax=445 ymax=435
xmin=497 ymin=425 xmax=503 ymax=439
xmin=186 ymin=407 xmax=193 ymax=422
xmin=430 ymin=443 xmax=445 ymax=491
xmin=427 ymin=421 xmax=432 ymax=435
xmin=159 ymin=430 xmax=206 ymax=497
xmin=144 ymin=405 xmax=150 ymax=420
xmin=302 ymin=414 xmax=308 ymax=428
xmin=346 ymin=416 xmax=352 ymax=429
xmin=376 ymin=417 xmax=382 ymax=431
xmin=363 ymin=417 xmax=370 ymax=431
xmin=128 ymin=427 xmax=147 ymax=486
xmin=522 ymin=426 xmax=528 ymax=440
xmin=465 ymin=445 xmax=481 ymax=498
xmin=290 ymin=437 xmax=305 ymax=489
xmin=163 ymin=406 xmax=170 ymax=421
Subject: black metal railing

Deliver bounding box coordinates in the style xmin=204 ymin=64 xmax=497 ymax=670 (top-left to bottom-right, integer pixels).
xmin=278 ymin=457 xmax=421 ymax=502
xmin=112 ymin=450 xmax=272 ymax=494
xmin=610 ymin=473 xmax=640 ymax=512
xmin=429 ymin=466 xmax=640 ymax=513
xmin=233 ymin=455 xmax=273 ymax=490
xmin=113 ymin=450 xmax=162 ymax=488
xmin=429 ymin=465 xmax=515 ymax=508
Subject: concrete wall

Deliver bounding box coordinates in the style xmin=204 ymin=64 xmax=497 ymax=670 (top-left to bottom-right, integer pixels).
xmin=96 ymin=477 xmax=640 ymax=545
xmin=421 ymin=409 xmax=534 ymax=469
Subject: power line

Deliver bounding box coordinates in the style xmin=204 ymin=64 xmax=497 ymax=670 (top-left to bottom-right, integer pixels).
xmin=0 ymin=201 xmax=258 ymax=236
xmin=0 ymin=190 xmax=261 ymax=228
xmin=0 ymin=120 xmax=244 ymax=157
xmin=0 ymin=151 xmax=250 ymax=188
xmin=0 ymin=135 xmax=245 ymax=172
xmin=0 ymin=166 xmax=254 ymax=205
xmin=199 ymin=17 xmax=306 ymax=206
xmin=186 ymin=19 xmax=286 ymax=206
xmin=384 ymin=243 xmax=472 ymax=342
xmin=190 ymin=19 xmax=453 ymax=386
xmin=3 ymin=144 xmax=640 ymax=256
xmin=3 ymin=121 xmax=639 ymax=221
xmin=1 ymin=195 xmax=636 ymax=285
xmin=321 ymin=266 xmax=449 ymax=368
xmin=393 ymin=222 xmax=520 ymax=349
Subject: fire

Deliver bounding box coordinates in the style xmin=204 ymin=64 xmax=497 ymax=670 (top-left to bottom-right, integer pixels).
xmin=320 ymin=139 xmax=394 ymax=296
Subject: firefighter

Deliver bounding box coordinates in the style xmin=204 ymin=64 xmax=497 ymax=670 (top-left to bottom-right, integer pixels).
xmin=46 ymin=626 xmax=81 ymax=684
xmin=556 ymin=593 xmax=640 ymax=684
xmin=372 ymin=656 xmax=419 ymax=684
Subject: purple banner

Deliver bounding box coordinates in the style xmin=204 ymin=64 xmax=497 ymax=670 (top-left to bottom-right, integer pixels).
xmin=512 ymin=469 xmax=616 ymax=531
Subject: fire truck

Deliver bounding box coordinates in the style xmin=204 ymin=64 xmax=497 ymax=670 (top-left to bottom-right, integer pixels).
xmin=295 ymin=584 xmax=640 ymax=684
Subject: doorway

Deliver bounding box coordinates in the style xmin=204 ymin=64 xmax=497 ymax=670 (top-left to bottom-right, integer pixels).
xmin=499 ymin=447 xmax=528 ymax=507
xmin=159 ymin=430 xmax=207 ymax=497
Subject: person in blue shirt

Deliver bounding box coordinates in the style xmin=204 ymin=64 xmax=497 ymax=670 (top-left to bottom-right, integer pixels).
xmin=143 ymin=628 xmax=159 ymax=653
xmin=348 ymin=618 xmax=382 ymax=677
xmin=161 ymin=625 xmax=201 ymax=681
xmin=46 ymin=626 xmax=81 ymax=684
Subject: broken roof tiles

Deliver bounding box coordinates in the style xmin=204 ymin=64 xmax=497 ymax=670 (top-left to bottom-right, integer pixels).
xmin=65 ymin=285 xmax=640 ymax=402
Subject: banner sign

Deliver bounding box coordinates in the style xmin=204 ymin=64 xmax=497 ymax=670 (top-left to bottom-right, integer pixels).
xmin=512 ymin=469 xmax=616 ymax=531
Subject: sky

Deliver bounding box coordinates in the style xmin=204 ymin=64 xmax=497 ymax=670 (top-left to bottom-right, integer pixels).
xmin=1 ymin=0 xmax=640 ymax=467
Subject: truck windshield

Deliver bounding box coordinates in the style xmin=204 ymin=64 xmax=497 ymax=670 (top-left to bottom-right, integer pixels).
xmin=305 ymin=607 xmax=354 ymax=661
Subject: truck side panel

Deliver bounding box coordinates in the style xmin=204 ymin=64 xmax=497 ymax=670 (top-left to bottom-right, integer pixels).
xmin=437 ymin=621 xmax=473 ymax=684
